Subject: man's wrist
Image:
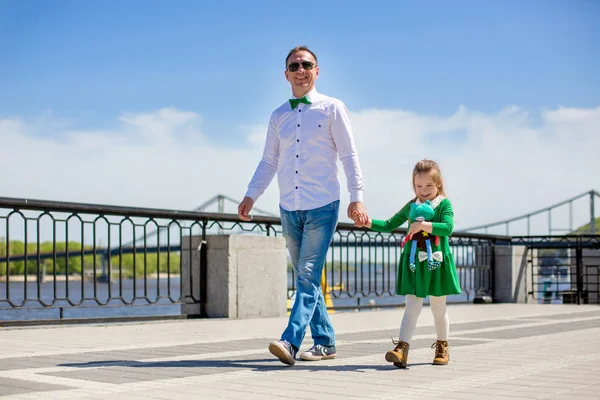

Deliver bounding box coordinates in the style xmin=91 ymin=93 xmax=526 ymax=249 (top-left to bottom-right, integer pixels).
xmin=243 ymin=191 xmax=258 ymax=202
xmin=350 ymin=191 xmax=364 ymax=203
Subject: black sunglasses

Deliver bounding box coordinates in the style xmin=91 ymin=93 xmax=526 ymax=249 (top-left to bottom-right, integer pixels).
xmin=287 ymin=61 xmax=316 ymax=72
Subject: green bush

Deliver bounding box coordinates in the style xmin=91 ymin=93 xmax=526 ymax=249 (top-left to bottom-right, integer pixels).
xmin=0 ymin=239 xmax=181 ymax=279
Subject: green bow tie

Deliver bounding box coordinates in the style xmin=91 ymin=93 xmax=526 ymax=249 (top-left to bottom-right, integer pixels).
xmin=289 ymin=96 xmax=311 ymax=109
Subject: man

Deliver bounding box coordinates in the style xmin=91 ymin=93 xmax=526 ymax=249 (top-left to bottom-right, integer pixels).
xmin=238 ymin=45 xmax=367 ymax=365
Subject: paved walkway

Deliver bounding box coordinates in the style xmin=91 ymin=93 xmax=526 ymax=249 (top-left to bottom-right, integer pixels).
xmin=1 ymin=304 xmax=599 ymax=399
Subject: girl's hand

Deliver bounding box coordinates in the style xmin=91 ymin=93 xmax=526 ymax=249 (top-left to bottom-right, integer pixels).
xmin=406 ymin=221 xmax=433 ymax=239
xmin=406 ymin=221 xmax=423 ymax=239
xmin=352 ymin=210 xmax=371 ymax=228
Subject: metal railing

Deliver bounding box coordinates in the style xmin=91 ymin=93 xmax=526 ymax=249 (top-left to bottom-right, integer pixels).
xmin=512 ymin=235 xmax=600 ymax=305
xmin=285 ymin=228 xmax=499 ymax=310
xmin=0 ymin=196 xmax=507 ymax=322
xmin=1 ymin=196 xmax=502 ymax=321
xmin=0 ymin=196 xmax=280 ymax=322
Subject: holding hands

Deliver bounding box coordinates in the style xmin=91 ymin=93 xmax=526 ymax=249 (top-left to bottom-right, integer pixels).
xmin=349 ymin=202 xmax=371 ymax=228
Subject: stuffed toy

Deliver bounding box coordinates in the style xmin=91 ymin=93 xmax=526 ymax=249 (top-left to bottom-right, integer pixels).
xmin=401 ymin=200 xmax=442 ymax=272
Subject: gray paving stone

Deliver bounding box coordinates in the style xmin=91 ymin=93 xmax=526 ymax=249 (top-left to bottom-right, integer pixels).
xmin=571 ymin=388 xmax=600 ymax=395
xmin=0 ymin=337 xmax=270 ymax=372
xmin=442 ymin=394 xmax=507 ymax=400
xmin=1 ymin=304 xmax=599 ymax=400
xmin=530 ymin=310 xmax=600 ymax=320
xmin=0 ymin=385 xmax=33 ymax=396
xmin=0 ymin=319 xmax=518 ymax=372
xmin=0 ymin=359 xmax=52 ymax=371
xmin=0 ymin=376 xmax=71 ymax=394
xmin=337 ymin=318 xmax=525 ymax=342
xmin=495 ymin=395 xmax=541 ymax=400
xmin=460 ymin=317 xmax=600 ymax=339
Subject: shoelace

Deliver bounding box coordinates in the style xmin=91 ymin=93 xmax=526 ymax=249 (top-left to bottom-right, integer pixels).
xmin=309 ymin=344 xmax=332 ymax=355
xmin=282 ymin=340 xmax=296 ymax=354
xmin=431 ymin=341 xmax=447 ymax=357
xmin=391 ymin=338 xmax=408 ymax=352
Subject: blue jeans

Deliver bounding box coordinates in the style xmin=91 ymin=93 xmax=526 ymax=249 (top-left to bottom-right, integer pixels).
xmin=280 ymin=200 xmax=339 ymax=350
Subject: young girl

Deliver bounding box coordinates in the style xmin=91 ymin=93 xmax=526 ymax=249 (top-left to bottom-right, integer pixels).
xmin=354 ymin=159 xmax=461 ymax=368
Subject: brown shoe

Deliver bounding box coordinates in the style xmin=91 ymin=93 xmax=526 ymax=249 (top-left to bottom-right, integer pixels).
xmin=385 ymin=339 xmax=410 ymax=368
xmin=431 ymin=340 xmax=449 ymax=365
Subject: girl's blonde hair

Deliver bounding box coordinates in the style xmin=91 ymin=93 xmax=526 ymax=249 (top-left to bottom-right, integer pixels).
xmin=412 ymin=159 xmax=446 ymax=198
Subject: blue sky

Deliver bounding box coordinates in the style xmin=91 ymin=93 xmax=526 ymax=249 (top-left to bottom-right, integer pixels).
xmin=1 ymin=0 xmax=598 ymax=144
xmin=1 ymin=0 xmax=599 ymax=231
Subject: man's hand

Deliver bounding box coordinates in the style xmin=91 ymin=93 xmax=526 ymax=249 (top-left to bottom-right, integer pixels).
xmin=348 ymin=201 xmax=368 ymax=226
xmin=353 ymin=214 xmax=372 ymax=228
xmin=237 ymin=197 xmax=255 ymax=221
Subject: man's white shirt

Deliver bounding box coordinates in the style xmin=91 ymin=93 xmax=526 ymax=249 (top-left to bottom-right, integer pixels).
xmin=245 ymin=88 xmax=364 ymax=211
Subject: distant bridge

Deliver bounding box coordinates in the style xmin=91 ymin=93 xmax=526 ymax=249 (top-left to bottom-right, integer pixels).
xmin=460 ymin=190 xmax=599 ymax=236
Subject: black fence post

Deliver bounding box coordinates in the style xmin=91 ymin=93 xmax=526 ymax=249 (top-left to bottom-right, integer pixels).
xmin=200 ymin=219 xmax=208 ymax=317
xmin=490 ymin=239 xmax=496 ymax=303
xmin=576 ymin=237 xmax=583 ymax=305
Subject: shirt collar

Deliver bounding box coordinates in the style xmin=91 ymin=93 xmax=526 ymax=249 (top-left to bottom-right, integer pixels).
xmin=292 ymin=87 xmax=319 ymax=103
xmin=415 ymin=195 xmax=445 ymax=209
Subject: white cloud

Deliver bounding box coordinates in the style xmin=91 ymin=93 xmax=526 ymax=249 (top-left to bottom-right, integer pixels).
xmin=1 ymin=105 xmax=598 ymax=235
xmin=0 ymin=108 xmax=280 ymax=214
xmin=349 ymin=105 xmax=600 ymax=235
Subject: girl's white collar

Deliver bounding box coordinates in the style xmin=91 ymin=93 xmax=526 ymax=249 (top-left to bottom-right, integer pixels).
xmin=415 ymin=195 xmax=445 ymax=209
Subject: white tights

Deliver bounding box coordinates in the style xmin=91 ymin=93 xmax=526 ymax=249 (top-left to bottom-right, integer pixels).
xmin=399 ymin=295 xmax=449 ymax=343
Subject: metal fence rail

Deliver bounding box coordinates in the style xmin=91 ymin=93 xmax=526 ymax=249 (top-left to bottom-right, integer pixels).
xmin=0 ymin=196 xmax=543 ymax=323
xmin=512 ymin=235 xmax=600 ymax=305
xmin=0 ymin=197 xmax=280 ymax=321
xmin=286 ymin=228 xmax=498 ymax=310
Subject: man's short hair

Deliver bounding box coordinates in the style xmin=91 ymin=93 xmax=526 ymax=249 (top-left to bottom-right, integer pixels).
xmin=285 ymin=46 xmax=318 ymax=67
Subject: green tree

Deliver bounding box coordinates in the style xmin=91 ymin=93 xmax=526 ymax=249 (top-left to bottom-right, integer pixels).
xmin=0 ymin=239 xmax=181 ymax=279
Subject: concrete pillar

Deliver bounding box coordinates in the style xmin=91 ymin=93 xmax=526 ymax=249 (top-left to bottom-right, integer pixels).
xmin=180 ymin=235 xmax=204 ymax=317
xmin=181 ymin=235 xmax=288 ymax=318
xmin=493 ymin=245 xmax=532 ymax=303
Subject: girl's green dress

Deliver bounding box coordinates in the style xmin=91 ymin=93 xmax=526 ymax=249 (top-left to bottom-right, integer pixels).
xmin=370 ymin=196 xmax=461 ymax=298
